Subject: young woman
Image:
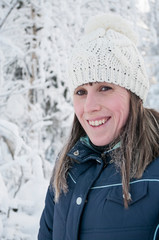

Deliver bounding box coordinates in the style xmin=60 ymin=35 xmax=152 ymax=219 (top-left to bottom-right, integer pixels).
xmin=38 ymin=13 xmax=159 ymax=240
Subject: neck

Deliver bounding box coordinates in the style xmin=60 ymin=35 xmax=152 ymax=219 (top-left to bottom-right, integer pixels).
xmin=90 ymin=139 xmax=120 ymax=152
xmin=80 ymin=135 xmax=120 ymax=153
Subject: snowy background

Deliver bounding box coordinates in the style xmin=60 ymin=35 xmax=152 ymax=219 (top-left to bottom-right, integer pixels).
xmin=0 ymin=0 xmax=159 ymax=239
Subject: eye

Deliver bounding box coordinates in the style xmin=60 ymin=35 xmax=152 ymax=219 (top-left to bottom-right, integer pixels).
xmin=100 ymin=85 xmax=112 ymax=91
xmin=75 ymin=89 xmax=87 ymax=96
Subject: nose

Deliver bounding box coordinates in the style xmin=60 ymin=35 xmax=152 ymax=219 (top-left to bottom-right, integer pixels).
xmin=84 ymin=92 xmax=101 ymax=113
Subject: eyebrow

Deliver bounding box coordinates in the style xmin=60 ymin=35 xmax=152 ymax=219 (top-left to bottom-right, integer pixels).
xmin=82 ymin=82 xmax=97 ymax=87
xmin=80 ymin=82 xmax=112 ymax=88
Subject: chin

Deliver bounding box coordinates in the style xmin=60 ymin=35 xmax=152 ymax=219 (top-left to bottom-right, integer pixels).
xmin=90 ymin=138 xmax=111 ymax=147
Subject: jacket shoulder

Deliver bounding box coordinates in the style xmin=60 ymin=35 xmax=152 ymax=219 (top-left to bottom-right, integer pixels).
xmin=143 ymin=156 xmax=159 ymax=178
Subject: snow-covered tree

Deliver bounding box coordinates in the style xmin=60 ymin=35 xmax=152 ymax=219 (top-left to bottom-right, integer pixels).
xmin=0 ymin=0 xmax=159 ymax=239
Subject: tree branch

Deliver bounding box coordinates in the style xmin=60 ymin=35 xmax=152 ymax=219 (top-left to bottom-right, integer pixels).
xmin=0 ymin=0 xmax=19 ymax=29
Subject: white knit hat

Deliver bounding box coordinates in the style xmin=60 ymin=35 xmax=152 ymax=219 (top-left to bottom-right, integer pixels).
xmin=68 ymin=13 xmax=149 ymax=102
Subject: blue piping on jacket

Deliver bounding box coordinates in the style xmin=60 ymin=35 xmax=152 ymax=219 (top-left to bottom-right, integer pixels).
xmin=68 ymin=172 xmax=76 ymax=184
xmin=68 ymin=172 xmax=159 ymax=190
xmin=153 ymin=224 xmax=159 ymax=240
xmin=91 ymin=179 xmax=159 ymax=189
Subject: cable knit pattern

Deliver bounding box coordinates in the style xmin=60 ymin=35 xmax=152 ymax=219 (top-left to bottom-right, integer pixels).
xmin=68 ymin=14 xmax=149 ymax=102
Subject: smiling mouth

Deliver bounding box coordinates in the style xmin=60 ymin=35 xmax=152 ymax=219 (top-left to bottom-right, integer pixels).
xmin=88 ymin=118 xmax=110 ymax=127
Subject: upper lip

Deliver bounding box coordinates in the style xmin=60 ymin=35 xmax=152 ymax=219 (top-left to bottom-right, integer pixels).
xmin=86 ymin=116 xmax=109 ymax=121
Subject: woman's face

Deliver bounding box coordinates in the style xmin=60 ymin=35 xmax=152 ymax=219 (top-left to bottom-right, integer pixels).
xmin=73 ymin=82 xmax=130 ymax=146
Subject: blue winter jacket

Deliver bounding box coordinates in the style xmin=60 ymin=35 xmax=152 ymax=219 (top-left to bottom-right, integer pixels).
xmin=38 ymin=138 xmax=159 ymax=240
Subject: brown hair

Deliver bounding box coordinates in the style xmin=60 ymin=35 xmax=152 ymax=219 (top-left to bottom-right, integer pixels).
xmin=52 ymin=92 xmax=159 ymax=206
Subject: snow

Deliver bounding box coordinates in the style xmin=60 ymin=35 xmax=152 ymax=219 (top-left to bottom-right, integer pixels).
xmin=6 ymin=94 xmax=27 ymax=120
xmin=0 ymin=119 xmax=25 ymax=157
xmin=0 ymin=0 xmax=159 ymax=239
xmin=136 ymin=0 xmax=150 ymax=13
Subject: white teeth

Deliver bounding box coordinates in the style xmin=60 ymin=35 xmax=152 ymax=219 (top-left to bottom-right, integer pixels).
xmin=95 ymin=121 xmax=98 ymax=126
xmin=89 ymin=119 xmax=106 ymax=126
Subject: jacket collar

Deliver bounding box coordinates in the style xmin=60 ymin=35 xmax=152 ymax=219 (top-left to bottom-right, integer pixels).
xmin=67 ymin=136 xmax=120 ymax=164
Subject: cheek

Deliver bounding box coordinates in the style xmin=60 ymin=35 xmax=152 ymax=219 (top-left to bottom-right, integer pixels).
xmin=110 ymin=97 xmax=130 ymax=123
xmin=73 ymin=100 xmax=83 ymax=119
xmin=116 ymin=100 xmax=130 ymax=124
